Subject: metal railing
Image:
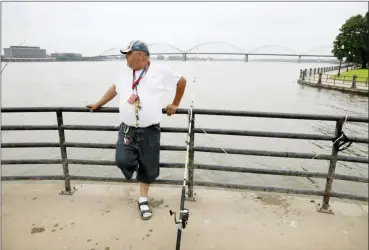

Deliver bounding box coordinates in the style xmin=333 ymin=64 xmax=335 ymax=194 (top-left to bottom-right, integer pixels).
xmin=1 ymin=107 xmax=368 ymax=213
xmin=299 ymin=66 xmax=369 ymax=88
xmin=303 ymin=73 xmax=368 ymax=87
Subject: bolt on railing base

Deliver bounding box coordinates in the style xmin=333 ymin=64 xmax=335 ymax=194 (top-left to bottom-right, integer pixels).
xmin=185 ymin=193 xmax=196 ymax=202
xmin=59 ymin=187 xmax=78 ymax=195
xmin=315 ymin=202 xmax=334 ymax=214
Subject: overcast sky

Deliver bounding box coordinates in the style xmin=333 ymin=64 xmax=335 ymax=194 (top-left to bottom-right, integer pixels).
xmin=2 ymin=1 xmax=368 ymax=56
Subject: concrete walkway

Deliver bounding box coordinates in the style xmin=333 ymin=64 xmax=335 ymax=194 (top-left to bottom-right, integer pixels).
xmin=2 ymin=181 xmax=368 ymax=250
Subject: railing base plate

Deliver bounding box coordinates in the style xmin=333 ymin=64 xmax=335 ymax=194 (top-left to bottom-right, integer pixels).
xmin=186 ymin=193 xmax=196 ymax=202
xmin=315 ymin=202 xmax=334 ymax=214
xmin=59 ymin=187 xmax=77 ymax=195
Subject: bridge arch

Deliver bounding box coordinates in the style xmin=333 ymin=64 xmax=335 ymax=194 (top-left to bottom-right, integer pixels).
xmin=186 ymin=41 xmax=246 ymax=53
xmin=247 ymin=45 xmax=297 ymax=54
xmin=147 ymin=43 xmax=184 ymax=54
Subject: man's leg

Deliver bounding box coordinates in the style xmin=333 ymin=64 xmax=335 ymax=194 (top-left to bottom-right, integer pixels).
xmin=136 ymin=124 xmax=161 ymax=220
xmin=115 ymin=126 xmax=138 ymax=180
xmin=138 ymin=182 xmax=151 ymax=219
xmin=140 ymin=182 xmax=150 ymax=197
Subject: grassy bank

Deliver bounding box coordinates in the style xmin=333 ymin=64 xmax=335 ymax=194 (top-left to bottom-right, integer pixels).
xmin=330 ymin=69 xmax=368 ymax=83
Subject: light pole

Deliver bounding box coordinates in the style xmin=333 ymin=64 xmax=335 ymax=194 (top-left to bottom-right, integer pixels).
xmin=347 ymin=51 xmax=351 ymax=72
xmin=337 ymin=45 xmax=344 ymax=77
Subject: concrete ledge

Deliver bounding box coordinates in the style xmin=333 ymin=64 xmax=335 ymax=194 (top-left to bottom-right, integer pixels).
xmin=297 ymin=79 xmax=368 ymax=96
xmin=2 ymin=181 xmax=368 ymax=250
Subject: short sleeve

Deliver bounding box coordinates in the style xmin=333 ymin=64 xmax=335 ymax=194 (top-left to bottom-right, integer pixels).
xmin=115 ymin=70 xmax=130 ymax=95
xmin=163 ymin=65 xmax=182 ymax=88
xmin=115 ymin=80 xmax=121 ymax=95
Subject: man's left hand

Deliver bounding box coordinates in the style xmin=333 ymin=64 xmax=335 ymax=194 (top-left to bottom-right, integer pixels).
xmin=166 ymin=104 xmax=178 ymax=116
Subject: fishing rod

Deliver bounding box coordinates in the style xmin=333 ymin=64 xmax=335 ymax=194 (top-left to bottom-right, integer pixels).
xmin=169 ymin=105 xmax=193 ymax=250
xmin=1 ymin=40 xmax=27 ymax=75
xmin=169 ymin=48 xmax=198 ymax=250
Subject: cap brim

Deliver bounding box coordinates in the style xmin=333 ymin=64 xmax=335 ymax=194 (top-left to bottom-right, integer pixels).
xmin=120 ymin=49 xmax=131 ymax=54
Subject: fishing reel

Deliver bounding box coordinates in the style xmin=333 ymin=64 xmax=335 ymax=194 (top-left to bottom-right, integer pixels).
xmin=169 ymin=208 xmax=190 ymax=229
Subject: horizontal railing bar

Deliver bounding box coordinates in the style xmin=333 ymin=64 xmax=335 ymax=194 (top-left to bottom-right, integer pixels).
xmin=194 ymin=128 xmax=369 ymax=143
xmin=61 ymin=125 xmax=188 ymax=133
xmin=63 ymin=142 xmax=187 ymax=151
xmin=0 ymin=107 xmax=118 ymax=113
xmin=2 ymin=107 xmax=368 ymax=122
xmin=334 ymin=174 xmax=369 ymax=183
xmin=1 ymin=159 xmax=62 ymax=164
xmin=67 ymin=159 xmax=116 ymax=165
xmin=192 ymin=109 xmax=369 ymax=122
xmin=159 ymin=163 xmax=186 ymax=168
xmin=158 ymin=127 xmax=189 ymax=133
xmin=3 ymin=143 xmax=366 ymax=163
xmin=0 ymin=107 xmax=187 ymax=114
xmin=66 ymin=159 xmax=185 ymax=168
xmin=330 ymin=192 xmax=368 ymax=201
xmin=63 ymin=142 xmax=114 ymax=149
xmin=2 ymin=142 xmax=60 ymax=148
xmin=2 ymin=125 xmax=367 ymax=144
xmin=195 ymin=164 xmax=368 ymax=183
xmin=62 ymin=125 xmax=119 ymax=131
xmin=1 ymin=175 xmax=65 ymax=181
xmin=1 ymin=107 xmax=62 ymax=112
xmin=4 ymin=157 xmax=367 ymax=183
xmin=195 ymin=163 xmax=329 ymax=177
xmin=194 ymin=146 xmax=369 ymax=163
xmin=1 ymin=125 xmax=58 ymax=130
xmin=69 ymin=176 xmax=183 ymax=185
xmin=4 ymin=158 xmax=366 ymax=183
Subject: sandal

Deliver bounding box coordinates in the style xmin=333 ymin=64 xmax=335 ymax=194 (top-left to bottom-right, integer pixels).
xmin=138 ymin=200 xmax=152 ymax=220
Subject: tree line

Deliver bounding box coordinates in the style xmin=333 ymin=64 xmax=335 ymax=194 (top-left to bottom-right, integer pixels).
xmin=332 ymin=11 xmax=368 ymax=69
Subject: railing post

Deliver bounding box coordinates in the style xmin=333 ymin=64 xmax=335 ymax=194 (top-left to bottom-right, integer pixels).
xmin=186 ymin=111 xmax=196 ymax=201
xmin=57 ymin=110 xmax=76 ymax=195
xmin=317 ymin=72 xmax=322 ymax=85
xmin=317 ymin=119 xmax=344 ymax=214
xmin=351 ymin=74 xmax=357 ymax=88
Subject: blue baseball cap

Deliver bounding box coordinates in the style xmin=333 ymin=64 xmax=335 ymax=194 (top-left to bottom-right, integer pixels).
xmin=120 ymin=40 xmax=150 ymax=54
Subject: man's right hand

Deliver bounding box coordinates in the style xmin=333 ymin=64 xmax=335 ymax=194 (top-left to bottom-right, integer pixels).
xmin=86 ymin=103 xmax=100 ymax=112
xmin=86 ymin=84 xmax=117 ymax=113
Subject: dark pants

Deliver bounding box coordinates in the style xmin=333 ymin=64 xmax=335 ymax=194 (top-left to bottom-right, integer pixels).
xmin=115 ymin=123 xmax=161 ymax=184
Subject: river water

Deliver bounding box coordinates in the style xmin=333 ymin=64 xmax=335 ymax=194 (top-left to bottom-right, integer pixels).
xmin=1 ymin=60 xmax=368 ymax=197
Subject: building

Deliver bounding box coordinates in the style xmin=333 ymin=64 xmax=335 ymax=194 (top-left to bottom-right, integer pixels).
xmin=3 ymin=46 xmax=47 ymax=58
xmin=50 ymin=53 xmax=83 ymax=61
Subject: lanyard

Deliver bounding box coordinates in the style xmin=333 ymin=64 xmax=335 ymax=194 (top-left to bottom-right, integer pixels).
xmin=132 ymin=61 xmax=150 ymax=90
xmin=131 ymin=61 xmax=150 ymax=127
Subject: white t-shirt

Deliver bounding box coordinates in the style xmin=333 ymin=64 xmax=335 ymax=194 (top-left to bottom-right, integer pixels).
xmin=115 ymin=62 xmax=182 ymax=127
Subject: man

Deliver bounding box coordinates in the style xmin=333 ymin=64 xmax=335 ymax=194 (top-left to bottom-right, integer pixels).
xmin=87 ymin=40 xmax=186 ymax=220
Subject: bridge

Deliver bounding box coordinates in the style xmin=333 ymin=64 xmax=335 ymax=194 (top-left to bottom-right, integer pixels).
xmin=97 ymin=42 xmax=336 ymax=63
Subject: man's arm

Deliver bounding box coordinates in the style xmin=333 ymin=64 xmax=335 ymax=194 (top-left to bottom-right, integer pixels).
xmin=87 ymin=84 xmax=117 ymax=112
xmin=172 ymin=76 xmax=186 ymax=106
xmin=166 ymin=76 xmax=186 ymax=116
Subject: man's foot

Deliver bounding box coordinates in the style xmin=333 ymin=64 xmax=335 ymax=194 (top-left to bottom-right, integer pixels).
xmin=138 ymin=197 xmax=152 ymax=220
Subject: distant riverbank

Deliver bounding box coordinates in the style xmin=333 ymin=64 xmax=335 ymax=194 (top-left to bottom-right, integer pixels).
xmin=1 ymin=57 xmax=339 ymax=64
